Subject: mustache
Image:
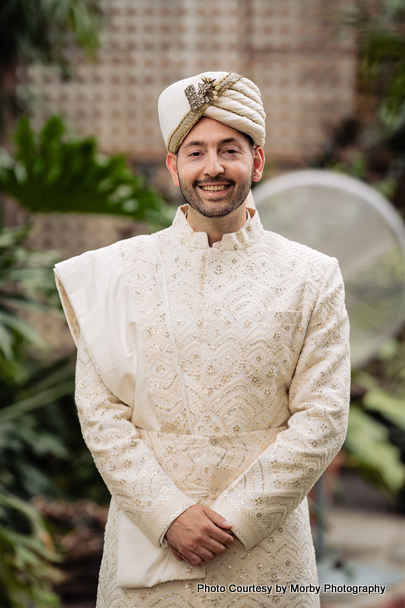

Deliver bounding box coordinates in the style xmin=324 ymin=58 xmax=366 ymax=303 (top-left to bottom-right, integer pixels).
xmin=194 ymin=178 xmax=235 ymax=187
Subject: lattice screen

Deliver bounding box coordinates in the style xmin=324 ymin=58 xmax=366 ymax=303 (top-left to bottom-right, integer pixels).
xmin=20 ymin=0 xmax=356 ymax=163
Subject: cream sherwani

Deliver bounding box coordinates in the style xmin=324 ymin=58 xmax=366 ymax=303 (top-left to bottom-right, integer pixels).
xmin=54 ymin=204 xmax=350 ymax=607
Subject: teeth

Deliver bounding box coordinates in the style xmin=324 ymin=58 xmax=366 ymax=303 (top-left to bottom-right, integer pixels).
xmin=200 ymin=185 xmax=229 ymax=191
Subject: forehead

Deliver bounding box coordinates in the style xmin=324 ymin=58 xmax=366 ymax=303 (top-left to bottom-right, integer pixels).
xmin=180 ymin=116 xmax=246 ymax=148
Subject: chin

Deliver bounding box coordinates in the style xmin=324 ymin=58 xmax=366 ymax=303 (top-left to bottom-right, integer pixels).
xmin=192 ymin=203 xmax=238 ymax=218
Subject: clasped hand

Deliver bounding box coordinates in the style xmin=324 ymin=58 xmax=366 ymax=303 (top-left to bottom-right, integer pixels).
xmin=165 ymin=504 xmax=234 ymax=566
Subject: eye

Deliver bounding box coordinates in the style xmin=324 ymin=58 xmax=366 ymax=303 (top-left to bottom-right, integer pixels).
xmin=189 ymin=151 xmax=202 ymax=157
xmin=224 ymin=148 xmax=239 ymax=155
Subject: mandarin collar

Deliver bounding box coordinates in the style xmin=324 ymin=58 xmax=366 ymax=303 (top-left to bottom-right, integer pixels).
xmin=171 ymin=204 xmax=265 ymax=251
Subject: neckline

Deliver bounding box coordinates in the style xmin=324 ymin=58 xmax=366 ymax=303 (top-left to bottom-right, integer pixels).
xmin=171 ymin=204 xmax=265 ymax=251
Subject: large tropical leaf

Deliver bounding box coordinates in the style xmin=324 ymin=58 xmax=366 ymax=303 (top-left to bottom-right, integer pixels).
xmin=345 ymin=405 xmax=405 ymax=494
xmin=0 ymin=115 xmax=174 ymax=226
xmin=363 ymin=388 xmax=405 ymax=429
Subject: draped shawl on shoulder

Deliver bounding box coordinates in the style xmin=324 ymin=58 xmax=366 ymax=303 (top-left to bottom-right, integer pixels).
xmin=53 ymin=241 xmax=160 ymax=431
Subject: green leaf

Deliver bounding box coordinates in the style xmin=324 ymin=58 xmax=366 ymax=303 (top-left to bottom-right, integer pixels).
xmin=0 ymin=115 xmax=171 ymax=226
xmin=345 ymin=406 xmax=405 ymax=493
xmin=0 ymin=380 xmax=75 ymax=422
xmin=0 ymin=310 xmax=45 ymax=348
xmin=0 ymin=324 xmax=13 ymax=359
xmin=363 ymin=388 xmax=405 ymax=429
xmin=14 ymin=116 xmax=36 ymax=168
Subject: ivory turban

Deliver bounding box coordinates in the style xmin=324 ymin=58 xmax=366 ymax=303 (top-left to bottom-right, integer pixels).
xmin=158 ymin=71 xmax=266 ymax=153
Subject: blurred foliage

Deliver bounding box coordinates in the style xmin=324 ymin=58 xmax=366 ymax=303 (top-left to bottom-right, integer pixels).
xmin=321 ymin=0 xmax=405 ymax=224
xmin=345 ymin=338 xmax=405 ymax=503
xmin=0 ymin=0 xmax=105 ymax=138
xmin=317 ymin=81 xmax=405 ymax=507
xmin=0 ymin=223 xmax=66 ymax=605
xmin=346 ymin=0 xmax=405 ymax=132
xmin=0 ymin=115 xmax=174 ymax=228
xmin=375 ymin=337 xmax=405 ymax=399
xmin=0 ymin=359 xmax=109 ymax=505
xmin=324 ymin=147 xmax=399 ymax=201
xmin=0 ymin=223 xmax=107 ymax=606
xmin=0 ymin=358 xmax=74 ymax=499
xmin=0 ymin=223 xmax=59 ymax=383
xmin=0 ymin=0 xmax=103 ymax=74
xmin=0 ymin=103 xmax=173 ymax=599
xmin=0 ymin=491 xmax=63 ymax=608
xmin=346 ymin=407 xmax=404 ymax=493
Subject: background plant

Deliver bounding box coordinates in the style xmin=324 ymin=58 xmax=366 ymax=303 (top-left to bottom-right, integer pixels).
xmin=347 ymin=0 xmax=405 ymax=132
xmin=314 ymin=0 xmax=405 ymax=507
xmin=0 ymin=492 xmax=63 ymax=608
xmin=0 ymin=223 xmax=68 ymax=606
xmin=0 ymin=115 xmax=174 ymax=227
xmin=0 ymin=221 xmax=111 ymax=607
xmin=0 ymin=0 xmax=104 ymax=139
xmin=346 ymin=342 xmax=405 ymax=505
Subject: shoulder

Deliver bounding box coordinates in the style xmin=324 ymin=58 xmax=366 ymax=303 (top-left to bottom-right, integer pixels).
xmin=261 ymin=229 xmax=338 ymax=278
xmin=54 ymin=240 xmax=117 ymax=271
xmin=54 ymin=232 xmax=155 ymax=274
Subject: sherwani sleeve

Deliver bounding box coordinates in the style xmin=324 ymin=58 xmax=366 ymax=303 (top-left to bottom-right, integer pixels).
xmin=74 ymin=331 xmax=195 ymax=547
xmin=211 ymin=257 xmax=350 ymax=551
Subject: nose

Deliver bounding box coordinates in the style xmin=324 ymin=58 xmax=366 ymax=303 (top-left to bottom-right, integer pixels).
xmin=203 ymin=150 xmax=225 ymax=177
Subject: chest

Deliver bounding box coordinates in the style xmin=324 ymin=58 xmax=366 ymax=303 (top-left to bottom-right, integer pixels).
xmin=163 ymin=246 xmax=310 ymax=429
xmin=165 ymin=246 xmax=307 ymax=361
xmin=120 ymin=236 xmax=315 ymax=434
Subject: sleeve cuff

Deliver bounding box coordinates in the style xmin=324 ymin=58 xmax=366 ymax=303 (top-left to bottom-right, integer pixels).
xmin=211 ymin=497 xmax=263 ymax=552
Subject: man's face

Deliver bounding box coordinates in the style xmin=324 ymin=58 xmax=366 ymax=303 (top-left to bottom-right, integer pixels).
xmin=166 ymin=117 xmax=265 ymax=219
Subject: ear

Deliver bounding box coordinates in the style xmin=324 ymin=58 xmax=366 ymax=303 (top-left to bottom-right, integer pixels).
xmin=166 ymin=152 xmax=180 ymax=186
xmin=252 ymin=147 xmax=265 ymax=182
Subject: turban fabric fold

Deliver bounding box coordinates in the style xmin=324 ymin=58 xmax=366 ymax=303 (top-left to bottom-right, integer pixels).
xmin=158 ymin=71 xmax=266 ymax=153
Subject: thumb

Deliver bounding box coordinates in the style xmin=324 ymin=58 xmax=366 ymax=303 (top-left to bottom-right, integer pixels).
xmin=203 ymin=506 xmax=233 ymax=528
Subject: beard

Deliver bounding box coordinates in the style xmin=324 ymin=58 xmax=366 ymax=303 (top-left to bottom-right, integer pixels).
xmin=177 ymin=170 xmax=253 ymax=218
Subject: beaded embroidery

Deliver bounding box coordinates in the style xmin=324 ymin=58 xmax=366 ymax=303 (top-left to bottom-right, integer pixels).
xmin=185 ymin=76 xmax=219 ymax=111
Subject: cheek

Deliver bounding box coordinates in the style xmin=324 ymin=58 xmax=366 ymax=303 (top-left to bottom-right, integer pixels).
xmin=231 ymin=164 xmax=254 ymax=182
xmin=178 ymin=165 xmax=200 ymax=186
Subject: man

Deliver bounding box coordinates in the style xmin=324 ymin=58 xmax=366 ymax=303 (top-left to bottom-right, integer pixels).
xmin=54 ymin=71 xmax=350 ymax=608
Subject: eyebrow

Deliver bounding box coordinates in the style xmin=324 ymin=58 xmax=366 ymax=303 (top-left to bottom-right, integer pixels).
xmin=182 ymin=137 xmax=243 ymax=149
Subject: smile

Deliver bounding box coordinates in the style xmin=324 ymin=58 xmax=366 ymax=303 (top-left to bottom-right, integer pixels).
xmin=199 ymin=185 xmax=231 ymax=192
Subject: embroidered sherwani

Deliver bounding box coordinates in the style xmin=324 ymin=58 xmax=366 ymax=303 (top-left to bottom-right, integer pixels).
xmin=55 ymin=204 xmax=350 ymax=607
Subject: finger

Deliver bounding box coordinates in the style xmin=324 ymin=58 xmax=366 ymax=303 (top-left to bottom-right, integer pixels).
xmin=199 ymin=537 xmax=229 ymax=555
xmin=196 ymin=547 xmax=216 ymax=562
xmin=176 ymin=537 xmax=227 ymax=564
xmin=181 ymin=550 xmax=205 ymax=566
xmin=204 ymin=522 xmax=235 ymax=547
xmin=203 ymin=507 xmax=233 ymax=529
xmin=171 ymin=547 xmax=184 ymax=561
